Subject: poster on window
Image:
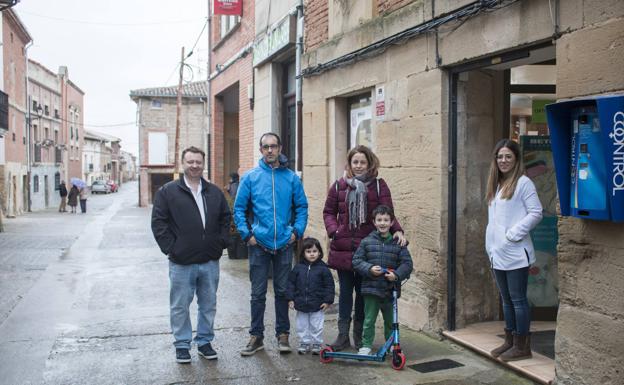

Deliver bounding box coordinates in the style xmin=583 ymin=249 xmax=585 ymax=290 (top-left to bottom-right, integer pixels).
xmin=214 ymin=0 xmax=242 ymax=15
xmin=350 ymin=106 xmax=372 ymax=148
xmin=521 ymin=135 xmax=559 ymax=308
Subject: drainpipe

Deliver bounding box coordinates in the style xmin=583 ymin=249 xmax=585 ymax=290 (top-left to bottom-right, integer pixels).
xmin=295 ymin=0 xmax=303 ymax=173
xmin=24 ymin=41 xmax=33 ymax=212
xmin=206 ymin=0 xmax=212 ymax=180
xmin=447 ymin=72 xmax=458 ymax=331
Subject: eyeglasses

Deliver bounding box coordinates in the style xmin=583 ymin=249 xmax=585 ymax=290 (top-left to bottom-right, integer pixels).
xmin=261 ymin=144 xmax=279 ymax=150
xmin=496 ymin=154 xmax=514 ymax=161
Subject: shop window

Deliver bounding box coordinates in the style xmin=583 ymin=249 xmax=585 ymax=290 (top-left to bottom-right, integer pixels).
xmin=348 ymin=93 xmax=373 ymax=149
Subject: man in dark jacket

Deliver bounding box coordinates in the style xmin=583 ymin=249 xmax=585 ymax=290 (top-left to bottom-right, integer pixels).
xmin=58 ymin=181 xmax=68 ymax=212
xmin=352 ymin=205 xmax=413 ymax=356
xmin=151 ymin=146 xmax=231 ymax=364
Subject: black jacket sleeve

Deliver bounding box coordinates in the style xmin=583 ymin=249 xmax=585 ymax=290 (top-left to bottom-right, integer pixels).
xmin=218 ymin=190 xmax=232 ymax=246
xmin=286 ymin=267 xmax=297 ymax=302
xmin=394 ymin=246 xmax=413 ymax=281
xmin=322 ymin=267 xmax=335 ymax=305
xmin=151 ymin=187 xmax=176 ymax=255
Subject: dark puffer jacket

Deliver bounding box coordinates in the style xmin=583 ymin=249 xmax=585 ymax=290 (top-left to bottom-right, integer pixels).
xmin=352 ymin=231 xmax=413 ymax=299
xmin=323 ymin=177 xmax=402 ymax=271
xmin=286 ymin=259 xmax=335 ymax=313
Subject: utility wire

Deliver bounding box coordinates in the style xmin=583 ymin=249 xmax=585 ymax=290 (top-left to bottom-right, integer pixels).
xmin=186 ymin=18 xmax=209 ymax=59
xmin=19 ymin=10 xmax=203 ymax=27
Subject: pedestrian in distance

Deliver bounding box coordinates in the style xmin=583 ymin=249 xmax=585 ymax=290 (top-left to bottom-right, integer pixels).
xmin=234 ymin=132 xmax=308 ymax=356
xmin=151 ymin=146 xmax=231 ymax=364
xmin=67 ymin=184 xmax=79 ymax=214
xmin=286 ymin=237 xmax=335 ymax=355
xmin=225 ymin=172 xmax=239 ymax=200
xmin=79 ymin=186 xmax=89 ymax=214
xmin=352 ymin=205 xmax=413 ymax=356
xmin=58 ymin=181 xmax=68 ymax=212
xmin=322 ymin=145 xmax=406 ymax=351
xmin=485 ymin=139 xmax=542 ymax=362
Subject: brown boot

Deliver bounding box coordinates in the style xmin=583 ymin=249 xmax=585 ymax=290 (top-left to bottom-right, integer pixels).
xmin=500 ymin=334 xmax=532 ymax=361
xmin=330 ymin=318 xmax=351 ymax=351
xmin=490 ymin=329 xmax=513 ymax=358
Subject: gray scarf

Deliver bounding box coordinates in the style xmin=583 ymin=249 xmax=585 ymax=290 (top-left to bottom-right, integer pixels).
xmin=345 ymin=174 xmax=374 ymax=230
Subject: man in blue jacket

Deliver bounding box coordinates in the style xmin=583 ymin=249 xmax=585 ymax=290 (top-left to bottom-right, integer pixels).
xmin=234 ymin=132 xmax=308 ymax=356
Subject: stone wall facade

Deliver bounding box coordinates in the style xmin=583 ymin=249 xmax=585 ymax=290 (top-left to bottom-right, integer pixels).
xmin=302 ymin=1 xmax=624 ymax=383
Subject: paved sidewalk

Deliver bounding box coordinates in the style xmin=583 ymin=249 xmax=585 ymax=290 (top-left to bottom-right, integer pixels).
xmin=0 ymin=181 xmax=537 ymax=384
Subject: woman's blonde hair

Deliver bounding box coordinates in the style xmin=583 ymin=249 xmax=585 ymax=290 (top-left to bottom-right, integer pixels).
xmin=345 ymin=145 xmax=380 ymax=178
xmin=486 ymin=139 xmax=524 ymax=203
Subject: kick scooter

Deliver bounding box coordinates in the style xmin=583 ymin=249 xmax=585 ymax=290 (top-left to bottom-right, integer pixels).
xmin=319 ymin=269 xmax=407 ymax=370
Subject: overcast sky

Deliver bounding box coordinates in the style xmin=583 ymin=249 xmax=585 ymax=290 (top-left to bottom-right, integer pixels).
xmin=15 ymin=0 xmax=210 ymax=157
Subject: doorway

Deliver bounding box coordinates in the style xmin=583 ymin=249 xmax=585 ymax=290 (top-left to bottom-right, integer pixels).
xmin=219 ymin=84 xmax=240 ymax=187
xmin=444 ymin=44 xmax=558 ymax=382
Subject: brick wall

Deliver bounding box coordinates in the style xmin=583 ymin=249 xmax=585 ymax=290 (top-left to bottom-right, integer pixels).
xmin=304 ymin=0 xmax=328 ymax=52
xmin=209 ymin=0 xmax=255 ymax=186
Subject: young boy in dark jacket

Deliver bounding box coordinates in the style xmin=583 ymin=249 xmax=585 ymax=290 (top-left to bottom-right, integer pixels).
xmin=287 ymin=237 xmax=335 ymax=355
xmin=352 ymin=205 xmax=413 ymax=355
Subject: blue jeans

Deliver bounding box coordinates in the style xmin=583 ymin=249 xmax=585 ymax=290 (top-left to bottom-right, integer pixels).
xmin=169 ymin=260 xmax=220 ymax=349
xmin=248 ymin=244 xmax=293 ymax=338
xmin=337 ymin=270 xmax=364 ymax=323
xmin=493 ymin=267 xmax=530 ymax=336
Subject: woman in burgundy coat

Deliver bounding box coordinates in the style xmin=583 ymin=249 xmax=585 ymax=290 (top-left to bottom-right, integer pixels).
xmin=323 ymin=145 xmax=406 ymax=351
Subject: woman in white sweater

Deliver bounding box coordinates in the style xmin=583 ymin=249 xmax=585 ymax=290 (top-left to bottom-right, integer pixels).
xmin=485 ymin=139 xmax=543 ymax=362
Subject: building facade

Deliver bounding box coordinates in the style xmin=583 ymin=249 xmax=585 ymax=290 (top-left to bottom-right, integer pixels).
xmin=130 ymin=81 xmax=207 ymax=207
xmin=1 ymin=9 xmax=31 ymax=219
xmin=59 ymin=66 xmax=84 ymax=185
xmin=119 ymin=150 xmax=137 ymax=183
xmin=208 ymin=0 xmax=255 ymax=186
xmin=252 ymin=0 xmax=301 ymax=172
xmin=83 ymin=130 xmax=121 ymax=186
xmin=27 ymin=59 xmax=62 ymax=211
xmin=301 ymin=1 xmax=623 ymax=384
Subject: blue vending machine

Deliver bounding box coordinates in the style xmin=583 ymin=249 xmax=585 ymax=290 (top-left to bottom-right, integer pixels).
xmin=570 ymin=106 xmax=608 ymax=218
xmin=546 ymin=95 xmax=624 ymax=222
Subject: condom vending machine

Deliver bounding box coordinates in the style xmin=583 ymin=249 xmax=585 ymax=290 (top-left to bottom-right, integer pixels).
xmin=546 ymin=95 xmax=624 ymax=222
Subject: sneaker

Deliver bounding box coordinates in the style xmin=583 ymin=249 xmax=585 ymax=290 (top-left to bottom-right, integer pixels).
xmin=198 ymin=343 xmax=217 ymax=360
xmin=297 ymin=343 xmax=310 ymax=354
xmin=358 ymin=347 xmax=372 ymax=356
xmin=240 ymin=336 xmax=264 ymax=356
xmin=277 ymin=333 xmax=292 ymax=353
xmin=311 ymin=344 xmax=322 ymax=355
xmin=176 ymin=348 xmax=191 ymax=364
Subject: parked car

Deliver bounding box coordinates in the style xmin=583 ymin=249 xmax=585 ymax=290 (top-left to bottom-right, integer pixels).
xmin=91 ymin=180 xmax=111 ymax=194
xmin=107 ymin=181 xmax=118 ymax=193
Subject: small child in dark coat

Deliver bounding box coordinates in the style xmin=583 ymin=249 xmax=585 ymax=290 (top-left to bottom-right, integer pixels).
xmin=287 ymin=237 xmax=335 ymax=355
xmin=352 ymin=205 xmax=413 ymax=355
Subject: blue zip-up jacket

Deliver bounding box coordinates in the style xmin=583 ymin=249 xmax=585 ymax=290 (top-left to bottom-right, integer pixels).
xmin=286 ymin=259 xmax=335 ymax=313
xmin=233 ymin=154 xmax=308 ymax=251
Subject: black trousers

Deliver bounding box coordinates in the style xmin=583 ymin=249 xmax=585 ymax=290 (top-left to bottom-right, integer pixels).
xmin=80 ymin=199 xmax=87 ymax=213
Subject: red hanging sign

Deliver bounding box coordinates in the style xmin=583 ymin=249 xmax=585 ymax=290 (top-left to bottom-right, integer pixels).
xmin=214 ymin=0 xmax=242 ymax=15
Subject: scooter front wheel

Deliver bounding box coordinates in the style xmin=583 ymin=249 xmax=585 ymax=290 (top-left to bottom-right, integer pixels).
xmin=319 ymin=346 xmax=334 ymax=363
xmin=391 ymin=351 xmax=406 ymax=370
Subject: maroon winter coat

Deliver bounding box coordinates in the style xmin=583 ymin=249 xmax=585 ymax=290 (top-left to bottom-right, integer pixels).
xmin=323 ymin=177 xmax=403 ymax=271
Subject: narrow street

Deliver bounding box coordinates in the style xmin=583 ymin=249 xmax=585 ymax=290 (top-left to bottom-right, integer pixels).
xmin=0 ymin=182 xmax=535 ymax=385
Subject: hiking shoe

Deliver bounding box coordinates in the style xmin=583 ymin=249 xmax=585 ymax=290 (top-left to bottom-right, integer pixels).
xmin=277 ymin=333 xmax=292 ymax=353
xmin=297 ymin=343 xmax=310 ymax=354
xmin=311 ymin=344 xmax=322 ymax=355
xmin=240 ymin=336 xmax=264 ymax=356
xmin=358 ymin=347 xmax=372 ymax=355
xmin=198 ymin=343 xmax=217 ymax=360
xmin=176 ymin=348 xmax=191 ymax=363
